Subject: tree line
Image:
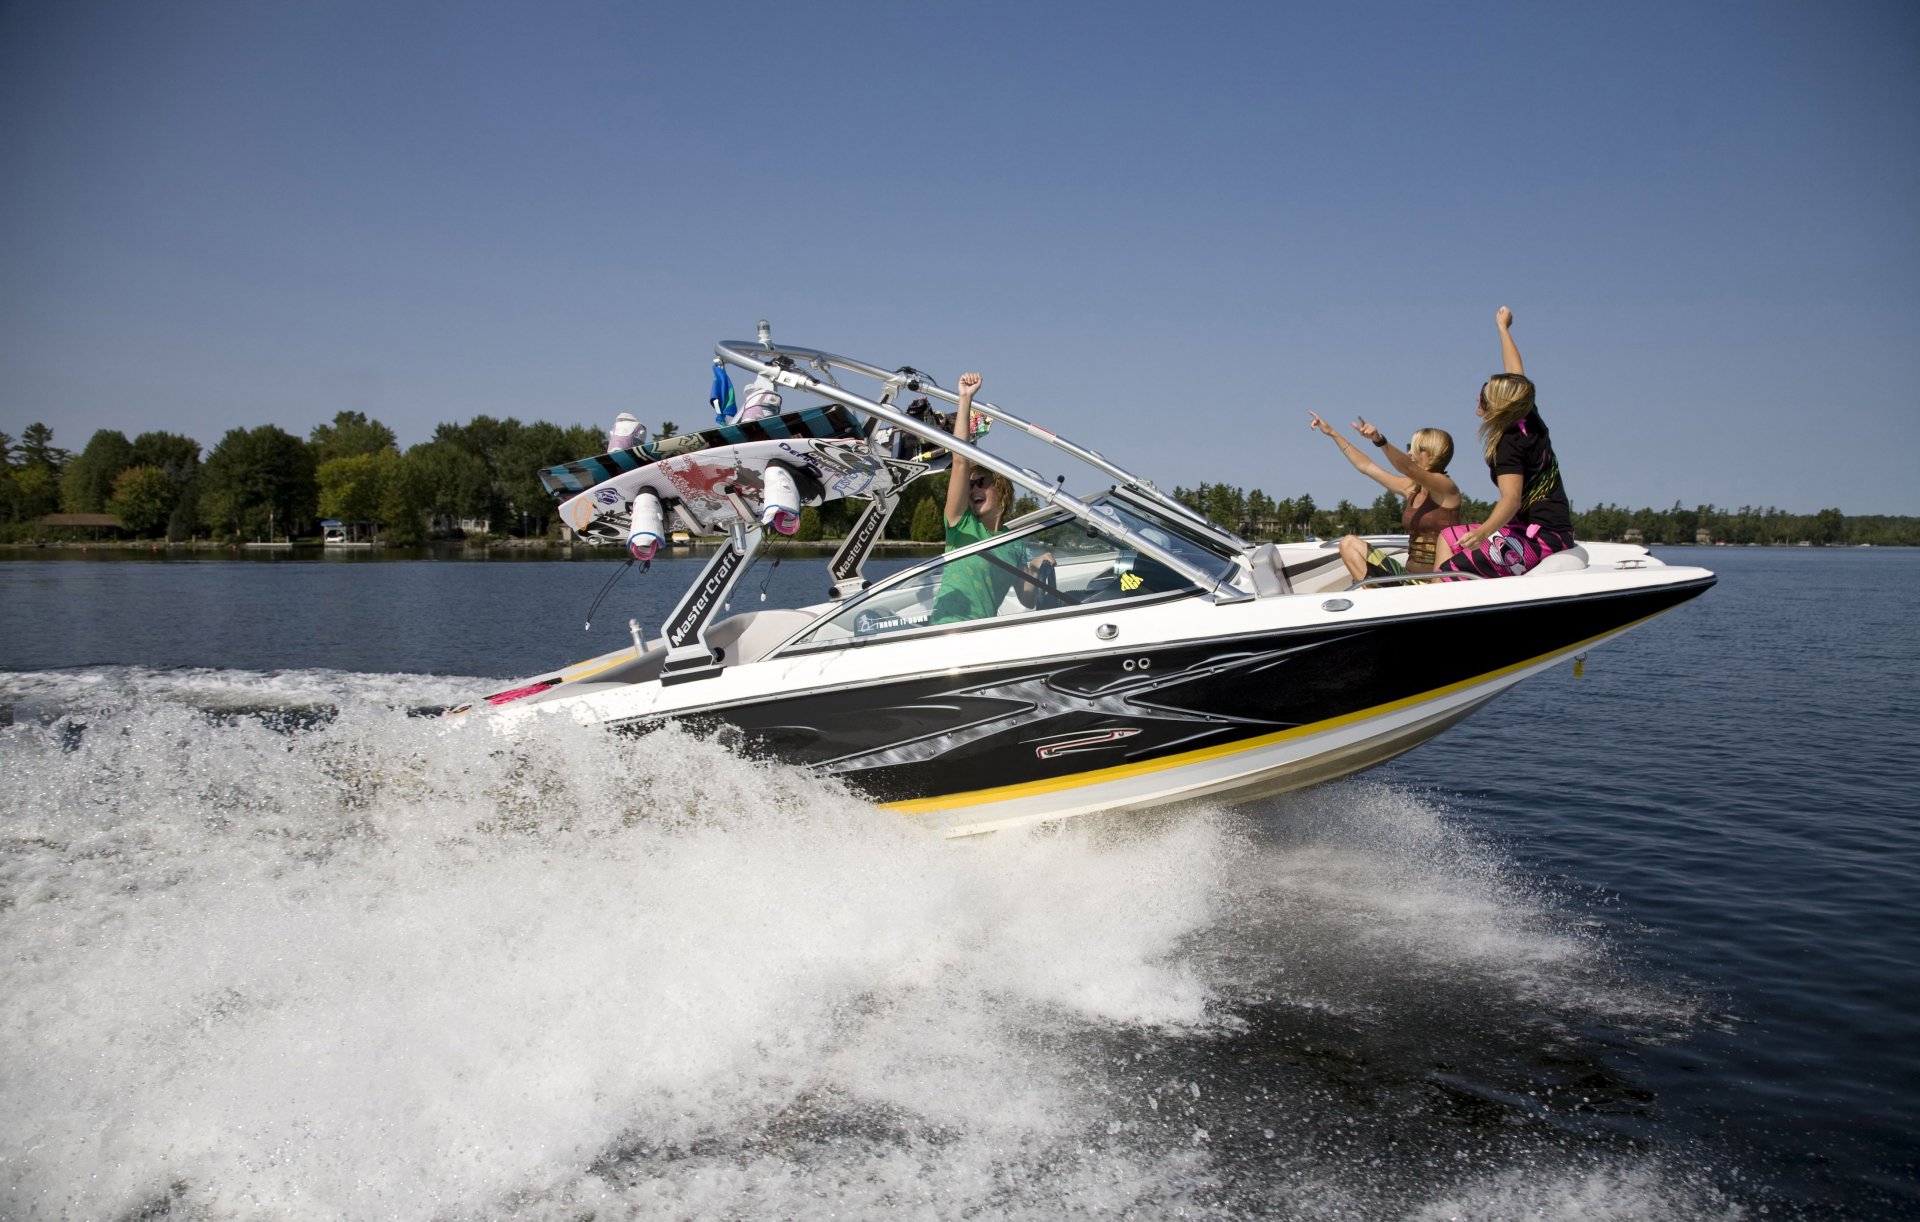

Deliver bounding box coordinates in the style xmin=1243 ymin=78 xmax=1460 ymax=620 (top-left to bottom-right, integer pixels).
xmin=1167 ymin=481 xmax=1919 ymax=547
xmin=3 ymin=416 xmax=1914 ymax=547
xmin=0 ymin=413 xmax=626 ymax=544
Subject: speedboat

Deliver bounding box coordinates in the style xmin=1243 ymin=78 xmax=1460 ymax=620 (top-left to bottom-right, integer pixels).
xmin=453 ymin=328 xmax=1715 ymax=837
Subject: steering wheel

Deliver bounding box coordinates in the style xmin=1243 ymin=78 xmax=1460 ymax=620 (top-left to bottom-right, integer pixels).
xmin=987 ymin=551 xmax=1080 ymax=609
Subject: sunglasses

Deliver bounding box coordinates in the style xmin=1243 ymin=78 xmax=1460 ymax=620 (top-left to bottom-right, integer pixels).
xmin=968 ymin=475 xmax=994 ymax=490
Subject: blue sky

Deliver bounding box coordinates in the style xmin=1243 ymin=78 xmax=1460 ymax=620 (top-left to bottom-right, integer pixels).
xmin=3 ymin=0 xmax=1915 ymax=513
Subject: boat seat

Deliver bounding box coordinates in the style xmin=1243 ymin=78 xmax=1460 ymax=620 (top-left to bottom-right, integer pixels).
xmin=703 ymin=608 xmax=818 ymax=665
xmin=1245 ymin=543 xmax=1291 ymax=597
xmin=1523 ymin=544 xmax=1590 ymax=575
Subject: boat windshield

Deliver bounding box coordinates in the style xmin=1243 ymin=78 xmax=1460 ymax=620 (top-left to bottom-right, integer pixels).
xmin=783 ymin=491 xmax=1239 ymax=652
xmin=1087 ymin=490 xmax=1243 ymax=587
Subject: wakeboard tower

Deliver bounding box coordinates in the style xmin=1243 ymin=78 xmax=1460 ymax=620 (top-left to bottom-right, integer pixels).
xmin=450 ymin=324 xmax=1716 ymax=838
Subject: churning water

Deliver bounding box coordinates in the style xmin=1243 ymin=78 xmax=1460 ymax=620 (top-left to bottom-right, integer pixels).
xmin=2 ymin=547 xmax=1915 ymax=1219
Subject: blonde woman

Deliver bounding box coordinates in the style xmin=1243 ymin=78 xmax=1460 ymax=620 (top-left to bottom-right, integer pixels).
xmin=1436 ymin=307 xmax=1576 ymax=578
xmin=1308 ymin=412 xmax=1462 ymax=585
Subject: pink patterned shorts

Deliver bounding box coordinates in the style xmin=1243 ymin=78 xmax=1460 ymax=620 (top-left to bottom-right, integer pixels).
xmin=1437 ymin=523 xmax=1575 ymax=578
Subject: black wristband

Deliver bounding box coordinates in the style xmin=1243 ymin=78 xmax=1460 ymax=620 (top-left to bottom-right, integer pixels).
xmin=1371 ymin=434 xmax=1389 ymax=448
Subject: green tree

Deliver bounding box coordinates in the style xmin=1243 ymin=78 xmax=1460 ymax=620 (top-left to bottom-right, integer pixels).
xmin=200 ymin=425 xmax=318 ymax=540
xmin=407 ymin=438 xmax=492 ymax=533
xmin=1578 ymin=502 xmax=1631 ymax=542
xmin=1367 ymin=492 xmax=1400 ymax=533
xmin=431 ymin=415 xmax=528 ymax=531
xmin=1200 ymin=482 xmax=1245 ymax=532
xmin=815 ymin=497 xmax=860 ymax=539
xmin=309 ymin=411 xmax=398 ymax=465
xmin=1810 ymin=507 xmax=1845 ymax=545
xmin=317 ymin=452 xmax=390 ymax=525
xmin=1331 ymin=499 xmax=1362 ymax=535
xmin=131 ymin=431 xmax=201 ymax=481
xmin=1246 ymin=489 xmax=1277 ymax=536
xmin=909 ymin=496 xmax=944 ymax=543
xmin=11 ymin=464 xmax=60 ymax=522
xmin=793 ymin=505 xmax=825 ymax=541
xmin=376 ymin=449 xmax=433 ymax=544
xmin=561 ymin=423 xmax=603 ymax=458
xmin=166 ymin=481 xmax=201 ymax=542
xmin=500 ymin=421 xmax=584 ymax=536
xmin=0 ymin=434 xmax=15 ymax=525
xmin=1669 ymin=501 xmax=1700 ymax=543
xmin=1269 ymin=497 xmax=1296 ymax=539
xmin=889 ymin=476 xmax=941 ymax=540
xmin=127 ymin=431 xmax=201 ymax=540
xmin=107 ymin=466 xmax=175 ymax=535
xmin=18 ymin=423 xmax=69 ymax=471
xmin=61 ymin=430 xmax=136 ymax=513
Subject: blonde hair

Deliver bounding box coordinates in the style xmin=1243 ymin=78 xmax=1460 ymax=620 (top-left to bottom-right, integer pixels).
xmin=1477 ymin=373 xmax=1536 ymax=460
xmin=1410 ymin=427 xmax=1453 ymax=472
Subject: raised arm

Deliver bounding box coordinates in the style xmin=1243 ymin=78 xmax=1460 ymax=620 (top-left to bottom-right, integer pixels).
xmin=1309 ymin=411 xmax=1412 ymax=495
xmin=943 ymin=371 xmax=982 ymax=527
xmin=1497 ymin=306 xmax=1523 ymax=374
xmin=1349 ymin=416 xmax=1455 ymax=497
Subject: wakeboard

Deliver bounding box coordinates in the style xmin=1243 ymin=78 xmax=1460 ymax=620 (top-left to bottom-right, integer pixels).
xmin=538 ymin=405 xmax=864 ymax=503
xmin=560 ymin=435 xmax=911 ymax=540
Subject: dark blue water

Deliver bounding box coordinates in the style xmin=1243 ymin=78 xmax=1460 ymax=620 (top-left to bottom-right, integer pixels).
xmin=2 ymin=546 xmax=1915 ymax=1219
xmin=0 ymin=546 xmax=913 ymax=677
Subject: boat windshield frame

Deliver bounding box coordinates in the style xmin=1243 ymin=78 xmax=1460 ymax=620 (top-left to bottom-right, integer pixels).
xmin=714 ymin=336 xmax=1253 ymax=601
xmin=773 ymin=489 xmax=1237 ymax=656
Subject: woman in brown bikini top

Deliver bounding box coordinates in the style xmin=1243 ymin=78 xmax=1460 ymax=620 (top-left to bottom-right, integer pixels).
xmin=1307 ymin=413 xmax=1463 ymax=584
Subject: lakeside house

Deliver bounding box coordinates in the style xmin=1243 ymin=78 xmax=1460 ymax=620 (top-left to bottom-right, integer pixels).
xmin=35 ymin=513 xmax=127 ymax=541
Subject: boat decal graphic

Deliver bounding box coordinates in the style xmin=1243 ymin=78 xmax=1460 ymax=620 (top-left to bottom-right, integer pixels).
xmin=1033 ymin=727 xmax=1142 ymax=759
xmin=1058 ymin=638 xmax=1343 ymax=701
xmin=816 ymin=646 xmax=1314 ymax=776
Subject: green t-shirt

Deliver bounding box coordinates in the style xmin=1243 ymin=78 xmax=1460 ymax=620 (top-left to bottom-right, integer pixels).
xmin=931 ymin=509 xmax=1012 ymax=625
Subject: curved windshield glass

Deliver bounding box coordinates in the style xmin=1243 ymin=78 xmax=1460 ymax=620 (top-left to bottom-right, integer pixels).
xmin=787 ymin=507 xmax=1201 ymax=651
xmin=1088 ymin=491 xmax=1242 ymax=588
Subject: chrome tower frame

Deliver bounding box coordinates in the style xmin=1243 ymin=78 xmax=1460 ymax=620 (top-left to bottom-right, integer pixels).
xmin=714 ymin=332 xmax=1251 ymax=600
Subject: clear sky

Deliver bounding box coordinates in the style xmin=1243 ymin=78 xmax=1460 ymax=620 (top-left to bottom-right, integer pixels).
xmin=3 ymin=0 xmax=1915 ymax=514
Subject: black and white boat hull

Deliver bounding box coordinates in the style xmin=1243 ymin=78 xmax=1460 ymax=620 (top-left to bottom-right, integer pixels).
xmin=474 ymin=542 xmax=1711 ymax=836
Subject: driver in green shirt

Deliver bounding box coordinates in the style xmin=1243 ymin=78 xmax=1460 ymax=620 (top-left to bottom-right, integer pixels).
xmin=932 ymin=372 xmax=1036 ymax=624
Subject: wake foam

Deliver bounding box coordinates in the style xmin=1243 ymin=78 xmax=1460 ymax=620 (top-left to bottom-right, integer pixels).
xmin=0 ymin=670 xmax=1737 ymax=1220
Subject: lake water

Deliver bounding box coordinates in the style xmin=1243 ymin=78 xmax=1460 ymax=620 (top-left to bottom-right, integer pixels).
xmin=2 ymin=546 xmax=1915 ymax=1220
